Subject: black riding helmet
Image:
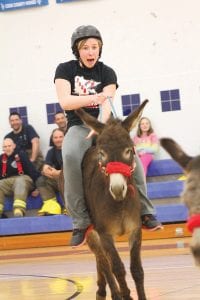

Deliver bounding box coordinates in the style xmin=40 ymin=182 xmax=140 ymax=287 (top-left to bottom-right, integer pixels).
xmin=71 ymin=25 xmax=103 ymax=59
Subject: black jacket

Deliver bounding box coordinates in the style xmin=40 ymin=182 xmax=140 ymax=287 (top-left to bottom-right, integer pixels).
xmin=0 ymin=149 xmax=40 ymax=182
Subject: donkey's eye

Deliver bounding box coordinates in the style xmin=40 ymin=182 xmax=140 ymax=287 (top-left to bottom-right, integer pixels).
xmin=98 ymin=150 xmax=107 ymax=162
xmin=123 ymin=148 xmax=133 ymax=160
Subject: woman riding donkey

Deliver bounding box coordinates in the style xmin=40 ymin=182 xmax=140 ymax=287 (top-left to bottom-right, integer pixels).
xmin=54 ymin=24 xmax=162 ymax=247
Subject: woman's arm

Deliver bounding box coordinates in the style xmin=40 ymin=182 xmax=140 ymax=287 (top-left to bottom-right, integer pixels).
xmin=99 ymin=84 xmax=117 ymax=123
xmin=86 ymin=84 xmax=117 ymax=139
xmin=55 ymin=78 xmax=106 ymax=110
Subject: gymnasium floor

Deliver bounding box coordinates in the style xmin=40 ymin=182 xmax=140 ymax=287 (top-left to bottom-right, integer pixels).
xmin=1 ymin=238 xmax=200 ymax=300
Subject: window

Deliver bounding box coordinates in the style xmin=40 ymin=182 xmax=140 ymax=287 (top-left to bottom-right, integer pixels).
xmin=121 ymin=94 xmax=141 ymax=116
xmin=160 ymin=89 xmax=181 ymax=112
xmin=46 ymin=102 xmax=63 ymax=124
xmin=10 ymin=106 xmax=28 ymax=125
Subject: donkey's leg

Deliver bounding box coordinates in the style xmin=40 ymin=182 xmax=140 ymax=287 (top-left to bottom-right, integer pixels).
xmin=129 ymin=229 xmax=147 ymax=300
xmin=96 ymin=260 xmax=107 ymax=299
xmin=100 ymin=234 xmax=133 ymax=300
xmin=87 ymin=231 xmax=122 ymax=300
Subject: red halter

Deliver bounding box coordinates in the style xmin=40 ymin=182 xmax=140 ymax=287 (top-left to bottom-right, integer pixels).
xmin=99 ymin=161 xmax=134 ymax=178
xmin=2 ymin=153 xmax=24 ymax=177
xmin=187 ymin=214 xmax=200 ymax=233
xmin=99 ymin=161 xmax=136 ymax=197
xmin=105 ymin=162 xmax=133 ymax=177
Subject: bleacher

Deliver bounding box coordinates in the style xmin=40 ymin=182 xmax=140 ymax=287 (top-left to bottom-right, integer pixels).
xmin=146 ymin=159 xmax=187 ymax=223
xmin=0 ymin=159 xmax=189 ymax=249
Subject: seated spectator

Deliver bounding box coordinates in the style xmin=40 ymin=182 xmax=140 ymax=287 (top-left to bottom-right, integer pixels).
xmin=5 ymin=112 xmax=44 ymax=171
xmin=36 ymin=128 xmax=66 ymax=215
xmin=49 ymin=111 xmax=68 ymax=146
xmin=0 ymin=138 xmax=40 ymax=218
xmin=133 ymin=117 xmax=159 ymax=176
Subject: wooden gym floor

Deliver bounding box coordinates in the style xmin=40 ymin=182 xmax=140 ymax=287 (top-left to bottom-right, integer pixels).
xmin=1 ymin=236 xmax=200 ymax=300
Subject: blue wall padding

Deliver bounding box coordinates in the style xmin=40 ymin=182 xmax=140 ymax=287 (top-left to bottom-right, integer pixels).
xmin=147 ymin=180 xmax=184 ymax=199
xmin=0 ymin=204 xmax=188 ymax=236
xmin=155 ymin=204 xmax=188 ymax=223
xmin=0 ymin=215 xmax=73 ymax=236
xmin=147 ymin=159 xmax=183 ymax=176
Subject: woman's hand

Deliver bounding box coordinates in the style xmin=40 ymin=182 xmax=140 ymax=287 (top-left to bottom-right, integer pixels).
xmin=42 ymin=165 xmax=54 ymax=178
xmin=42 ymin=164 xmax=61 ymax=178
xmin=86 ymin=129 xmax=97 ymax=139
xmin=91 ymin=93 xmax=107 ymax=106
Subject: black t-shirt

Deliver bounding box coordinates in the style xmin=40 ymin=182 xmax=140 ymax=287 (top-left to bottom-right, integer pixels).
xmin=45 ymin=147 xmax=62 ymax=170
xmin=5 ymin=124 xmax=39 ymax=151
xmin=54 ymin=60 xmax=118 ymax=128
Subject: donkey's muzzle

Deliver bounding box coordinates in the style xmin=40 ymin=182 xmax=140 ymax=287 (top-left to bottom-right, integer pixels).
xmin=109 ymin=173 xmax=127 ymax=201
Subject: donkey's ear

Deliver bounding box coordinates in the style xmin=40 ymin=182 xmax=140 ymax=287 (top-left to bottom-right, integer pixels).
xmin=122 ymin=99 xmax=149 ymax=132
xmin=75 ymin=108 xmax=105 ymax=135
xmin=160 ymin=138 xmax=192 ymax=170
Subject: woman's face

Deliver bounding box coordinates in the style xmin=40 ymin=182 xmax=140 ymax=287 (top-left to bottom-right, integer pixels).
xmin=139 ymin=118 xmax=151 ymax=133
xmin=79 ymin=38 xmax=100 ymax=68
xmin=52 ymin=130 xmax=64 ymax=149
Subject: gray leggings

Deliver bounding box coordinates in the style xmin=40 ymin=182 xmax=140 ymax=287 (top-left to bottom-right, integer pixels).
xmin=62 ymin=125 xmax=155 ymax=229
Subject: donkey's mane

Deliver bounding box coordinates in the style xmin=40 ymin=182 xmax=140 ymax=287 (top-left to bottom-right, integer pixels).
xmin=97 ymin=118 xmax=132 ymax=147
xmin=106 ymin=117 xmax=122 ymax=126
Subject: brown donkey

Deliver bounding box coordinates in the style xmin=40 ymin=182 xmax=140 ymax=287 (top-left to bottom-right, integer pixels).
xmin=74 ymin=100 xmax=148 ymax=300
xmin=160 ymin=138 xmax=200 ymax=266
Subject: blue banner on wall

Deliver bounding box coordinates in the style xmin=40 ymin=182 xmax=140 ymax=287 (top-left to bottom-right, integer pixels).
xmin=56 ymin=0 xmax=76 ymax=3
xmin=0 ymin=0 xmax=48 ymax=11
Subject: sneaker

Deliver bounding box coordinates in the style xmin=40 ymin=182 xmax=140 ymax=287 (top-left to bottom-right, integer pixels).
xmin=14 ymin=208 xmax=24 ymax=218
xmin=70 ymin=225 xmax=93 ymax=248
xmin=142 ymin=214 xmax=163 ymax=231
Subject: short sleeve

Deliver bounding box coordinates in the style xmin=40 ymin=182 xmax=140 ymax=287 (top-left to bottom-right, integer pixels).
xmin=26 ymin=125 xmax=39 ymax=140
xmin=45 ymin=148 xmax=54 ymax=166
xmin=54 ymin=61 xmax=75 ymax=83
xmin=102 ymin=64 xmax=118 ymax=89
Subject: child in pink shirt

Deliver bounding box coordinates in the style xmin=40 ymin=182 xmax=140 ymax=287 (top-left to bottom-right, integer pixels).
xmin=133 ymin=117 xmax=159 ymax=176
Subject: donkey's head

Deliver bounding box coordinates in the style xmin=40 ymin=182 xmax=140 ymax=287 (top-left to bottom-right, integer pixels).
xmin=160 ymin=138 xmax=200 ymax=266
xmin=76 ymin=99 xmax=148 ymax=201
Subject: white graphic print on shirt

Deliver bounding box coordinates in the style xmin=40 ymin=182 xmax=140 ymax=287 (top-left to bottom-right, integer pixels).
xmin=74 ymin=76 xmax=100 ymax=95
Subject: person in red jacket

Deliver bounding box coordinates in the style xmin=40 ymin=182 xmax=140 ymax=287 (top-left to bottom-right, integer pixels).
xmin=0 ymin=138 xmax=40 ymax=218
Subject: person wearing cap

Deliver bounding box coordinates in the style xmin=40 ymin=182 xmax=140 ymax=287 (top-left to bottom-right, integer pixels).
xmin=54 ymin=25 xmax=162 ymax=247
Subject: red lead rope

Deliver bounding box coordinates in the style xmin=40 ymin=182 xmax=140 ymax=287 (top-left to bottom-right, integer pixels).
xmin=105 ymin=162 xmax=133 ymax=177
xmin=187 ymin=214 xmax=200 ymax=233
xmin=2 ymin=154 xmax=7 ymax=177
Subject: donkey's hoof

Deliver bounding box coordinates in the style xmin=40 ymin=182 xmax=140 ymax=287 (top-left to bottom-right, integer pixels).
xmin=96 ymin=293 xmax=106 ymax=300
xmin=111 ymin=295 xmax=123 ymax=300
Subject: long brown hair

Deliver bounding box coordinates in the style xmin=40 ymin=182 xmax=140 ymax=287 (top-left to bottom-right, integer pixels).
xmin=136 ymin=117 xmax=154 ymax=137
xmin=49 ymin=128 xmax=64 ymax=147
